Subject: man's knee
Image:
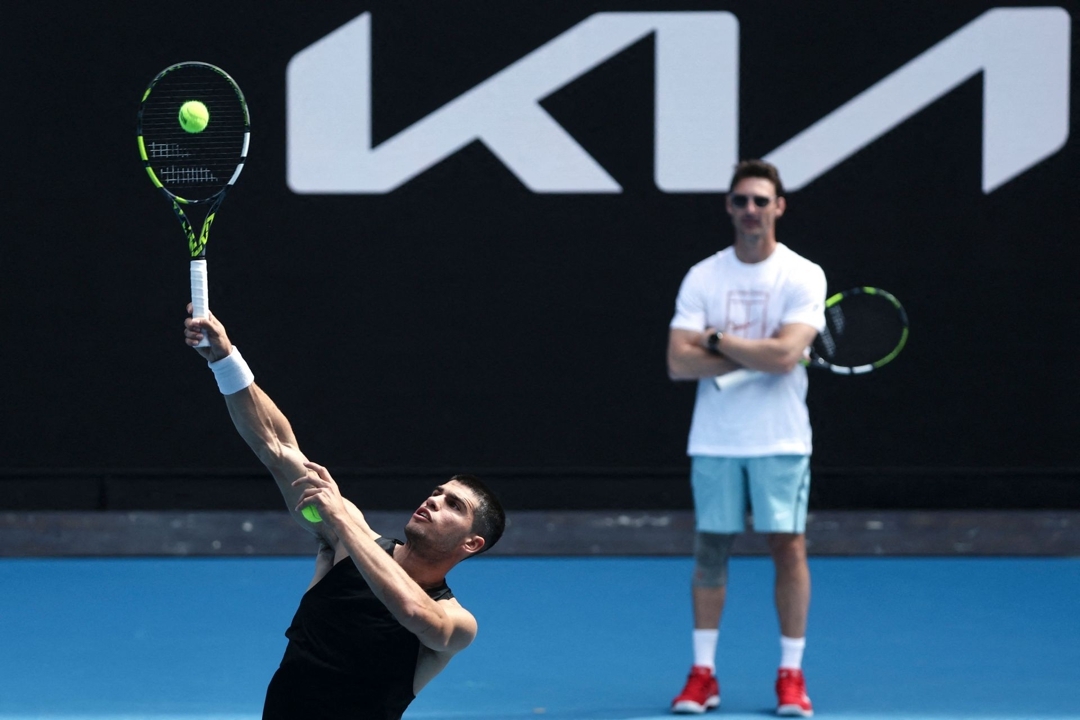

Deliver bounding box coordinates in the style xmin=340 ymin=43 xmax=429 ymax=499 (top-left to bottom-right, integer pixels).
xmin=693 ymin=532 xmax=737 ymax=588
xmin=767 ymin=533 xmax=807 ymax=567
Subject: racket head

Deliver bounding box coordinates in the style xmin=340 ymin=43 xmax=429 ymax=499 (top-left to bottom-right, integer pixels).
xmin=136 ymin=62 xmax=250 ymax=256
xmin=809 ymin=287 xmax=909 ymax=374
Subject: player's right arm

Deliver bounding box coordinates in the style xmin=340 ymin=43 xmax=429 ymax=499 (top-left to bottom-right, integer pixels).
xmin=667 ymin=264 xmax=743 ymax=381
xmin=183 ymin=305 xmax=332 ymax=540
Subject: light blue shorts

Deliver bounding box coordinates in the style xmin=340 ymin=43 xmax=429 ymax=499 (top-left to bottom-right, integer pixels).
xmin=690 ymin=455 xmax=811 ymax=534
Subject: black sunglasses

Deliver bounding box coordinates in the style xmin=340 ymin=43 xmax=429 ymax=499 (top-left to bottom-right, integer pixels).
xmin=730 ymin=194 xmax=775 ymax=208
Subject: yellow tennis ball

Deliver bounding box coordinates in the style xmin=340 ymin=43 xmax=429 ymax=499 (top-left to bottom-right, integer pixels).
xmin=178 ymin=100 xmax=209 ymax=133
xmin=301 ymin=506 xmax=323 ymax=523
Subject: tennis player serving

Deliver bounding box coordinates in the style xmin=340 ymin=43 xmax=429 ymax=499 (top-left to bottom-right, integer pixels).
xmin=184 ymin=307 xmax=505 ymax=720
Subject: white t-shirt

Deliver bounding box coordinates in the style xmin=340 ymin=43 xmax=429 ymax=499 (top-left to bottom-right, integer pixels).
xmin=670 ymin=243 xmax=827 ymax=457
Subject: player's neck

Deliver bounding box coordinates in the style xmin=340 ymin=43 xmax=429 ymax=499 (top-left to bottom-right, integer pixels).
xmin=394 ymin=542 xmax=452 ymax=588
xmin=733 ymin=233 xmax=778 ymax=264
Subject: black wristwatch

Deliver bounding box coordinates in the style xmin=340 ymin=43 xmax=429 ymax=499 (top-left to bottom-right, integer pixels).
xmin=706 ymin=330 xmax=724 ymax=355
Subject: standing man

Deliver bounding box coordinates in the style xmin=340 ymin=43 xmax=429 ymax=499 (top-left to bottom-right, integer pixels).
xmin=184 ymin=307 xmax=505 ymax=720
xmin=667 ymin=160 xmax=825 ymax=717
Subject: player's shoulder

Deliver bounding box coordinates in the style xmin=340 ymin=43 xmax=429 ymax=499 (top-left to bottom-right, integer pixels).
xmin=775 ymin=242 xmax=820 ymax=266
xmin=684 ymin=247 xmax=734 ymax=278
xmin=776 ymin=243 xmax=826 ymax=277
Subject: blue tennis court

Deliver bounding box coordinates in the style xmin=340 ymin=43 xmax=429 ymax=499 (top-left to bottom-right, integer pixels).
xmin=0 ymin=556 xmax=1076 ymax=719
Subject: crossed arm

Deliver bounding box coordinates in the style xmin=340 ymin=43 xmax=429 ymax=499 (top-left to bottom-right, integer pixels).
xmin=667 ymin=323 xmax=819 ymax=381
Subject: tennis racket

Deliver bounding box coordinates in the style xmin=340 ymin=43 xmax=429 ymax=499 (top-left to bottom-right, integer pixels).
xmin=714 ymin=287 xmax=909 ymax=391
xmin=136 ymin=61 xmax=250 ymax=347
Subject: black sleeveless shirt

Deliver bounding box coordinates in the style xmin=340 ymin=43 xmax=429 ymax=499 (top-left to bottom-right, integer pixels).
xmin=263 ymin=537 xmax=454 ymax=720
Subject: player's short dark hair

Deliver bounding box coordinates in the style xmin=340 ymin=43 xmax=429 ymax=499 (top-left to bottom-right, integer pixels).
xmin=450 ymin=474 xmax=505 ymax=555
xmin=729 ymin=159 xmax=785 ymax=197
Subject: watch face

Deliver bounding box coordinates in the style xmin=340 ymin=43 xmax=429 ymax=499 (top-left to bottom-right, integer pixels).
xmin=707 ymin=332 xmax=719 ymax=349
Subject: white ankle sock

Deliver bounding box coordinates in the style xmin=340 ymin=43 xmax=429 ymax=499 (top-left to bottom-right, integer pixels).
xmin=693 ymin=629 xmax=719 ymax=670
xmin=780 ymin=635 xmax=805 ymax=669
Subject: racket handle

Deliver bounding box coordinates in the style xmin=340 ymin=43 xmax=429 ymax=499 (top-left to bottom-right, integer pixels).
xmin=190 ymin=259 xmax=210 ymax=348
xmin=713 ymin=368 xmax=762 ymax=392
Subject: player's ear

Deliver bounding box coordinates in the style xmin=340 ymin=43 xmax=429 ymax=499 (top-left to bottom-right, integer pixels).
xmin=775 ymin=196 xmax=787 ymax=217
xmin=462 ymin=534 xmax=486 ymax=555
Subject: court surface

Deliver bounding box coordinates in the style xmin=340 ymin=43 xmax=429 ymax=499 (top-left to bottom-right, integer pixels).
xmin=0 ymin=556 xmax=1076 ymax=719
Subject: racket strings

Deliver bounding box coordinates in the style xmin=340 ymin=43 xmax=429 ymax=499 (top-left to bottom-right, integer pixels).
xmin=815 ymin=306 xmax=843 ymax=358
xmin=139 ymin=66 xmax=247 ymax=201
xmin=814 ymin=295 xmax=906 ymax=368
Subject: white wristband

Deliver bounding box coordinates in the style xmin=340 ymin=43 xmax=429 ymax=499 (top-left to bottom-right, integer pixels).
xmin=208 ymin=346 xmax=255 ymax=395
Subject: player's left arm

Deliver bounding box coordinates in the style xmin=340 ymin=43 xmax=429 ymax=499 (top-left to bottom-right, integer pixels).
xmin=293 ymin=462 xmax=479 ymax=654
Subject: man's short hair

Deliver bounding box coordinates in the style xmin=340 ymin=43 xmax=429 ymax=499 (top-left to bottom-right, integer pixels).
xmin=451 ymin=474 xmax=505 ymax=554
xmin=729 ymin=159 xmax=785 ymax=197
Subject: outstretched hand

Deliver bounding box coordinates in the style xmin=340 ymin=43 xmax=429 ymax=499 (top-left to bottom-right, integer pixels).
xmin=184 ymin=303 xmax=233 ymax=362
xmin=293 ymin=462 xmax=349 ymax=526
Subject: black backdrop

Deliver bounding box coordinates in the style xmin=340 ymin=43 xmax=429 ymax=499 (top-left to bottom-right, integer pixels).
xmin=2 ymin=1 xmax=1078 ymax=510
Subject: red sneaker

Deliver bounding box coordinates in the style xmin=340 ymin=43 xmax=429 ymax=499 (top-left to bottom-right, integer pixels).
xmin=671 ymin=665 xmax=720 ymax=714
xmin=776 ymin=668 xmax=813 ymax=717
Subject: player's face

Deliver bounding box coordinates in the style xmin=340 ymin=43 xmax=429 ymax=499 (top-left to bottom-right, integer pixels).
xmin=726 ymin=177 xmax=785 ymax=240
xmin=405 ymin=480 xmax=481 ymax=554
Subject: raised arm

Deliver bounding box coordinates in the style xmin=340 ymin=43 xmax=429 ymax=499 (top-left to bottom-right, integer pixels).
xmin=183 ymin=305 xmax=331 ymax=540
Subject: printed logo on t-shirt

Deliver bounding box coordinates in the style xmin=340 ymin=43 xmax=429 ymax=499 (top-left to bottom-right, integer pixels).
xmin=725 ymin=290 xmax=770 ymax=338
